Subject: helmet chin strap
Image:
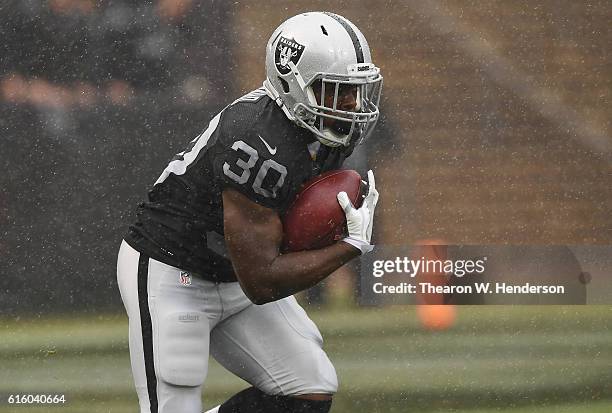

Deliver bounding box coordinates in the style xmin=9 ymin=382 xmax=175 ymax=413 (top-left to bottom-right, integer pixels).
xmin=319 ymin=127 xmax=348 ymax=147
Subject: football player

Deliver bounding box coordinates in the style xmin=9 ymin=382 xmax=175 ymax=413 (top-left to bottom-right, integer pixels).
xmin=117 ymin=12 xmax=382 ymax=413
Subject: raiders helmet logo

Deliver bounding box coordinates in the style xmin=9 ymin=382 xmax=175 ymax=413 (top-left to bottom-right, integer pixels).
xmin=275 ymin=36 xmax=305 ymax=75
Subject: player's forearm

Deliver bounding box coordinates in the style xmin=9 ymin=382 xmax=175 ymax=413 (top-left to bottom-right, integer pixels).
xmin=239 ymin=241 xmax=359 ymax=305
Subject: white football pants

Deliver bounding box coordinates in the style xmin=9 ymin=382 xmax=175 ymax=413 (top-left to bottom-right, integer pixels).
xmin=117 ymin=240 xmax=337 ymax=413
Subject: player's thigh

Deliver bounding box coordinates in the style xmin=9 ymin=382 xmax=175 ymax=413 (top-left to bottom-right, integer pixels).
xmin=150 ymin=266 xmax=214 ymax=388
xmin=210 ymin=296 xmax=338 ymax=396
xmin=117 ymin=241 xmax=215 ymax=412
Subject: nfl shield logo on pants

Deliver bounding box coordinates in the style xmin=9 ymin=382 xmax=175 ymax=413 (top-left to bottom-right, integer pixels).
xmin=179 ymin=271 xmax=192 ymax=286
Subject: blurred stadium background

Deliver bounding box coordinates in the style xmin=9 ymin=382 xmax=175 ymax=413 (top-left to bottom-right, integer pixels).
xmin=1 ymin=0 xmax=611 ymax=412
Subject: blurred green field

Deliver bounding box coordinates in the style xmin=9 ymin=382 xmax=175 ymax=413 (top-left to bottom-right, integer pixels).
xmin=1 ymin=306 xmax=611 ymax=413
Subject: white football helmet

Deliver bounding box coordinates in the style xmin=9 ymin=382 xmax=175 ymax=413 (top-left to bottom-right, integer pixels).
xmin=263 ymin=12 xmax=383 ymax=147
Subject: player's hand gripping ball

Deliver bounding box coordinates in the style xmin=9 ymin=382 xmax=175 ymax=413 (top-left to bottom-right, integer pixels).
xmin=337 ymin=170 xmax=379 ymax=254
xmin=282 ymin=170 xmax=365 ymax=252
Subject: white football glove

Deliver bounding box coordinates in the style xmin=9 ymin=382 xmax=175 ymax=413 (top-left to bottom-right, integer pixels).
xmin=337 ymin=170 xmax=379 ymax=255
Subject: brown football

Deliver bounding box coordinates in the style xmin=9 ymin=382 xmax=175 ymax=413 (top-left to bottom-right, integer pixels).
xmin=282 ymin=169 xmax=364 ymax=252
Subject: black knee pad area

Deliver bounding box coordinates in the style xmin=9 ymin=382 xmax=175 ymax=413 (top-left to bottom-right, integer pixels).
xmin=219 ymin=386 xmax=332 ymax=413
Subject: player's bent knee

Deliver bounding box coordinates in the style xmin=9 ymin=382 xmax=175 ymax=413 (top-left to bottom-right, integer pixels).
xmin=285 ymin=351 xmax=338 ymax=395
xmin=157 ymin=311 xmax=209 ymax=386
xmin=308 ymin=356 xmax=338 ymax=395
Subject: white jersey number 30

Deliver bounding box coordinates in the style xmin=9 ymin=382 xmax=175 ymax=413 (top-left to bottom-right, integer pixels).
xmin=223 ymin=141 xmax=287 ymax=199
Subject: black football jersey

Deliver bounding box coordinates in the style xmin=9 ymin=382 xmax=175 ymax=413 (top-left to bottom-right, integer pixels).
xmin=125 ymin=87 xmax=352 ymax=282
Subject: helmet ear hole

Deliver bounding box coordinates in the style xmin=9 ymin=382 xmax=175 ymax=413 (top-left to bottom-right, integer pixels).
xmin=278 ymin=77 xmax=290 ymax=93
